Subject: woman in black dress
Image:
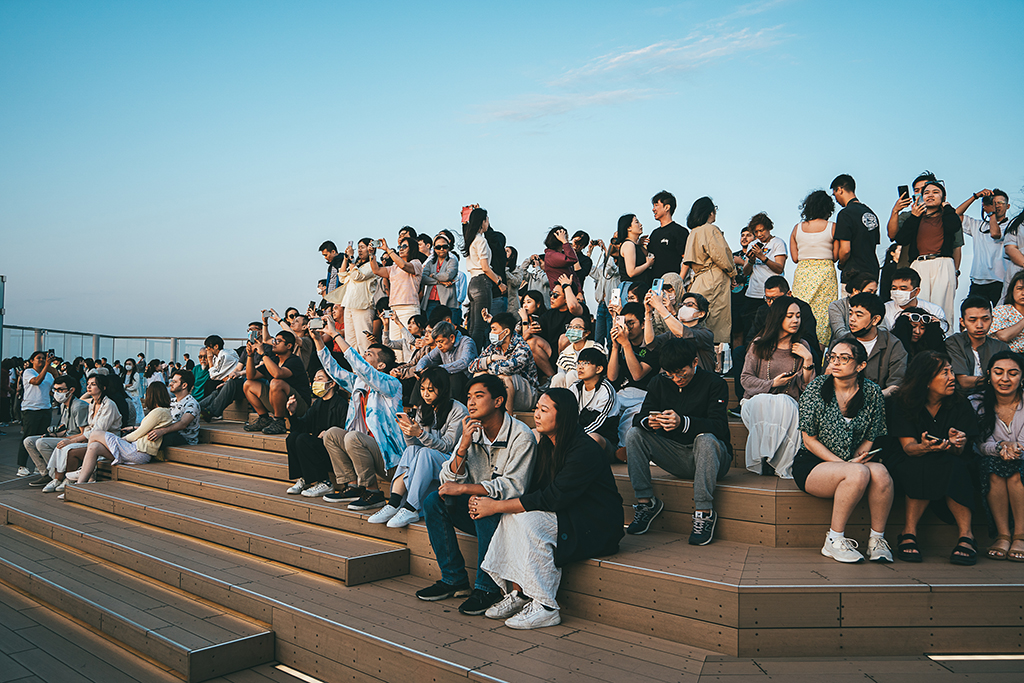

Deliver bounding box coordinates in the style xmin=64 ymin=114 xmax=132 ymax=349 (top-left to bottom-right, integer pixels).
xmin=886 ymin=351 xmax=980 ymax=564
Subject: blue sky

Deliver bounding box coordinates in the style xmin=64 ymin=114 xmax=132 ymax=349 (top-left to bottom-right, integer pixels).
xmin=2 ymin=0 xmax=1022 ymax=346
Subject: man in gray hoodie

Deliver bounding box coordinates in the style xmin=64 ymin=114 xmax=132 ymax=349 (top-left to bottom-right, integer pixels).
xmin=415 ymin=374 xmax=536 ymax=616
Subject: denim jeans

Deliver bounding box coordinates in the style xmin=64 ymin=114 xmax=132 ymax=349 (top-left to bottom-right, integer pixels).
xmin=490 ymin=296 xmax=508 ymax=315
xmin=595 ymin=300 xmax=611 ymax=350
xmin=422 ymin=490 xmax=501 ymax=592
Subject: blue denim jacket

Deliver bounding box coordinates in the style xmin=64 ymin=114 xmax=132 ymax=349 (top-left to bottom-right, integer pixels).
xmin=317 ymin=346 xmax=404 ymax=469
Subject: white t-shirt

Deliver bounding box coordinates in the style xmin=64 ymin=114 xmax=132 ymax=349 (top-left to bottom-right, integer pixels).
xmin=860 ymin=335 xmax=878 ymax=357
xmin=745 ymin=236 xmax=787 ymax=299
xmin=961 ymin=215 xmax=1006 ymax=285
xmin=467 ymin=233 xmax=491 ymax=279
xmin=881 ymin=299 xmax=947 ymax=331
xmin=21 ymin=368 xmax=54 ymax=411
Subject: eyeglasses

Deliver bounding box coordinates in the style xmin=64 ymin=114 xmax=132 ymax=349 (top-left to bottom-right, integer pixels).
xmin=567 ymin=325 xmax=586 ymax=330
xmin=286 ymin=313 xmax=298 ymax=319
xmin=827 ymin=353 xmax=856 ymax=365
xmin=900 ymin=312 xmax=936 ymax=325
xmin=433 ymin=244 xmax=449 ymax=250
xmin=661 ymin=370 xmax=689 ymax=380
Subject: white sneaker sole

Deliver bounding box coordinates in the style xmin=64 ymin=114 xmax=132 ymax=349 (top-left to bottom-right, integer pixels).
xmin=821 ymin=546 xmax=864 ymax=563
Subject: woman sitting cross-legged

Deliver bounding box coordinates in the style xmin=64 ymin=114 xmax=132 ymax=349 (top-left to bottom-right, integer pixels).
xmin=885 ymin=351 xmax=980 ymax=565
xmin=471 ymin=388 xmax=624 ymax=630
xmin=974 ymin=350 xmax=1024 ymax=561
xmin=285 ymin=369 xmax=350 ymax=498
xmin=739 ymin=296 xmax=817 ymax=478
xmin=70 ymin=382 xmax=173 ymax=485
xmin=793 ymin=337 xmax=893 ymax=563
xmin=369 ymin=367 xmax=468 ymax=528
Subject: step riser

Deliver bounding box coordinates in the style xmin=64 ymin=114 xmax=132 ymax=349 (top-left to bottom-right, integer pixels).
xmin=66 ymin=485 xmax=409 ymax=586
xmin=164 ymin=446 xmax=290 ymax=481
xmin=200 ymin=429 xmax=288 ymax=454
xmin=0 ymin=525 xmax=275 ymax=683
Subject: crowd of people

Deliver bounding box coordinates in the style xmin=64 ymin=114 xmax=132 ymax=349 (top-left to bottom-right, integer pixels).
xmin=4 ymin=175 xmax=1024 ymax=630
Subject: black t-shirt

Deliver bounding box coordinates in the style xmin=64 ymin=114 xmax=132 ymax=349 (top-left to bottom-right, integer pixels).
xmin=256 ymin=354 xmax=312 ymax=405
xmin=485 ymin=229 xmax=507 ymax=296
xmin=613 ymin=342 xmax=660 ymax=391
xmin=648 ymin=221 xmax=690 ymax=278
xmin=575 ymin=251 xmax=593 ymax=281
xmin=538 ymin=307 xmax=577 ymax=352
xmin=834 ymin=201 xmax=880 ymax=282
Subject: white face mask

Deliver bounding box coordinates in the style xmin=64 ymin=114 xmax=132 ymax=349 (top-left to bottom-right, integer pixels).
xmin=678 ymin=305 xmax=700 ymax=322
xmin=891 ymin=289 xmax=914 ymax=307
xmin=53 ymin=391 xmax=69 ymax=403
xmin=488 ymin=330 xmax=507 ymax=345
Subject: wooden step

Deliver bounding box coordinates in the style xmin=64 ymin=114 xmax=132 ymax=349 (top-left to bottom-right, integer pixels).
xmin=164 ymin=443 xmax=289 ymax=480
xmin=199 ymin=424 xmax=287 ymax=453
xmin=0 ymin=489 xmax=715 ymax=676
xmin=66 ymin=480 xmax=409 ymax=586
xmin=0 ymin=524 xmax=274 ymax=683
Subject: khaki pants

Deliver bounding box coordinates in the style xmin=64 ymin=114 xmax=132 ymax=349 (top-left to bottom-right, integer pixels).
xmin=323 ymin=427 xmax=387 ymax=489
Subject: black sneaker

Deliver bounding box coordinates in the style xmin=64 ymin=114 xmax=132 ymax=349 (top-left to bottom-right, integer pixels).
xmin=243 ymin=414 xmax=272 ymax=432
xmin=347 ymin=490 xmax=386 ymax=511
xmin=625 ymin=497 xmax=664 ymax=535
xmin=689 ymin=509 xmax=718 ymax=546
xmin=458 ymin=589 xmax=502 ymax=615
xmin=29 ymin=475 xmax=52 ymax=488
xmin=262 ymin=417 xmax=287 ymax=434
xmin=323 ymin=485 xmax=365 ymax=503
xmin=415 ymin=580 xmax=472 ymax=602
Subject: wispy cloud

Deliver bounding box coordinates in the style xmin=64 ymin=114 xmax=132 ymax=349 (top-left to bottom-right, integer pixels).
xmin=476 ymin=5 xmax=794 ymax=122
xmin=478 ymin=88 xmax=659 ymax=122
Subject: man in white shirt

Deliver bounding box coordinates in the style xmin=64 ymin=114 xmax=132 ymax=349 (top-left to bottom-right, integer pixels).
xmin=200 ymin=329 xmax=254 ymax=420
xmin=742 ymin=212 xmax=787 ymax=307
xmin=882 ymin=267 xmax=946 ymax=331
xmin=956 ymin=188 xmax=1009 ymax=306
xmin=16 ymin=351 xmax=56 ymax=477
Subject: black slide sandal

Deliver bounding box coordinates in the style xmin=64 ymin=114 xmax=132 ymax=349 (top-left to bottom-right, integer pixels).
xmin=950 ymin=536 xmax=977 ymax=566
xmin=896 ymin=533 xmax=923 ymax=563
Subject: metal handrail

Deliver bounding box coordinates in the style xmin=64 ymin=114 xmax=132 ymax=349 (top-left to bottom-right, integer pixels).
xmin=2 ymin=323 xmax=243 ymax=342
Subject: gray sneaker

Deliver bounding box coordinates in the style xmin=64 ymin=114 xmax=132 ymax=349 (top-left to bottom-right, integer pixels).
xmin=243 ymin=414 xmax=272 ymax=432
xmin=626 ymin=498 xmax=664 ymax=535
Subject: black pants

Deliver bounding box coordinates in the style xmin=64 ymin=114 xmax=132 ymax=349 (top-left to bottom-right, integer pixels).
xmin=969 ymin=281 xmax=1003 ymax=308
xmin=286 ymin=432 xmax=332 ymax=483
xmin=17 ymin=409 xmax=52 ymax=468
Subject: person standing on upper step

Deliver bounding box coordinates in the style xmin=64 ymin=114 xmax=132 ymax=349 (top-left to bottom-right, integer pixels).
xmin=624 ymin=338 xmax=732 ymax=545
xmin=648 ymin=190 xmax=689 ymax=280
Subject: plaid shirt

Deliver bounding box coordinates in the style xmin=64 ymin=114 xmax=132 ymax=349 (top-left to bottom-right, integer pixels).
xmin=469 ymin=333 xmax=539 ymax=388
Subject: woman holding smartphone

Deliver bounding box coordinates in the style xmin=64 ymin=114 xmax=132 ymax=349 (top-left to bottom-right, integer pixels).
xmin=368 ymin=367 xmax=467 ymax=528
xmin=884 ymin=351 xmax=979 ymax=565
xmin=792 ymin=337 xmax=892 ymax=563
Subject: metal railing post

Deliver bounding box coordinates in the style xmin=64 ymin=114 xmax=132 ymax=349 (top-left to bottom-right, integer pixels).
xmin=171 ymin=338 xmax=178 ymax=363
xmin=92 ymin=334 xmax=99 ymax=359
xmin=34 ymin=328 xmax=43 ymax=354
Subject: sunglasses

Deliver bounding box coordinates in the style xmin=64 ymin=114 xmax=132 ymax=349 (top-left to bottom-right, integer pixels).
xmin=433 ymin=244 xmax=449 ymax=250
xmin=900 ymin=312 xmax=936 ymax=325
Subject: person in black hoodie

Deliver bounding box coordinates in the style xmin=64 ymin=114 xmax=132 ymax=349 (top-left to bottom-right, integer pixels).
xmin=283 ymin=369 xmax=348 ymax=498
xmin=624 ymin=338 xmax=732 ymax=544
xmin=471 ymin=388 xmax=623 ymax=630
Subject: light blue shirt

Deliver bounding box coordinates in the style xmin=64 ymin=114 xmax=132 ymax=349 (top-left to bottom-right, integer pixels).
xmin=317 ymin=346 xmax=404 ymax=469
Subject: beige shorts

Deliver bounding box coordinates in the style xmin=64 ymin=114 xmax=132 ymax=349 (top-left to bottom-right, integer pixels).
xmin=258 ymin=380 xmax=309 ymax=417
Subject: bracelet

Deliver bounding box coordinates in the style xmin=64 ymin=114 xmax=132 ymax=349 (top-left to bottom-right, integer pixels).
xmin=803 ymin=365 xmax=814 ymax=371
xmin=973 ymin=192 xmax=978 ymax=199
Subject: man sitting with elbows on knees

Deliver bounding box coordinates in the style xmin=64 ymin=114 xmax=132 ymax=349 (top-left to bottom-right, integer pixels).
xmin=625 ymin=338 xmax=732 ymax=545
xmin=468 ymin=312 xmax=540 ymax=411
xmin=242 ymin=330 xmax=311 ymax=435
xmin=24 ymin=375 xmax=89 ymax=488
xmin=415 ymin=374 xmax=537 ymax=617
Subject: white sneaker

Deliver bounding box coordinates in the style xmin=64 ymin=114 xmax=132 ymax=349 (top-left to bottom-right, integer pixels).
xmin=42 ymin=478 xmax=61 ymax=493
xmin=55 ymin=479 xmax=67 ymax=493
xmin=504 ymin=599 xmax=561 ymax=630
xmin=300 ymin=481 xmax=333 ymax=498
xmin=868 ymin=536 xmax=894 ymax=563
xmin=368 ymin=504 xmax=399 ymax=524
xmin=821 ymin=536 xmax=864 ymax=563
xmin=485 ymin=590 xmax=529 ymax=620
xmin=286 ymin=478 xmax=306 ymax=495
xmin=16 ymin=467 xmax=30 ymax=477
xmin=66 ymin=470 xmax=80 ymax=482
xmin=386 ymin=507 xmax=420 ymax=528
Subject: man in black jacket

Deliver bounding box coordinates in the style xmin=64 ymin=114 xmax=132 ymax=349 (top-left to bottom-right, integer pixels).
xmin=624 ymin=338 xmax=732 ymax=545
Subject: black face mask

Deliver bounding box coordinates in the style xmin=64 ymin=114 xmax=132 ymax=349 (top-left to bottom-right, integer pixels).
xmin=850 ymin=324 xmax=873 ymax=338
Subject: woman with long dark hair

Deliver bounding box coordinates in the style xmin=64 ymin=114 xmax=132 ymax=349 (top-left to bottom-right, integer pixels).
xmin=369 ymin=367 xmax=468 ymax=528
xmin=144 ymin=359 xmax=165 ymax=389
xmin=340 ymin=238 xmax=379 ymax=354
xmin=975 ymin=350 xmax=1024 ymax=561
xmin=790 ymin=190 xmax=838 ymax=345
xmin=615 ymin=213 xmax=655 ymax=292
xmin=44 ymin=373 xmax=122 ymax=495
xmin=123 ymin=358 xmax=144 ymax=422
xmin=739 ymin=296 xmax=816 ymax=477
xmin=682 ymin=197 xmax=736 ymax=344
xmin=885 ymin=351 xmax=979 ymax=565
xmin=71 ymin=381 xmax=173 ymax=484
xmin=462 ymin=208 xmax=505 ymax=350
xmin=991 ymin=270 xmax=1024 ymax=353
xmin=890 ymin=307 xmax=946 ymax=364
xmin=471 ymin=388 xmax=623 ymax=629
xmin=793 ymin=337 xmax=893 ymax=563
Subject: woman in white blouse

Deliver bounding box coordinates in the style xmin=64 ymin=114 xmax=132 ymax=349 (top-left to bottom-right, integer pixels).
xmin=462 ymin=207 xmax=506 ymax=351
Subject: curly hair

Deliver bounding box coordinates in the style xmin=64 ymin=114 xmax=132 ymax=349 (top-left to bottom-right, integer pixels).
xmin=800 ymin=190 xmax=835 ymax=222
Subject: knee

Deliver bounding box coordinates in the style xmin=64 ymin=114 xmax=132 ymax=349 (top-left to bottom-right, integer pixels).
xmin=868 ymin=464 xmax=892 ymax=488
xmin=243 ymin=379 xmax=257 ymax=392
xmin=269 ymin=378 xmax=287 ymax=393
xmin=692 ymin=433 xmax=722 ymax=455
xmin=422 ymin=490 xmax=445 ymax=518
xmin=847 ymin=464 xmax=871 ymax=488
xmin=323 ymin=427 xmax=344 ymax=448
xmin=624 ymin=426 xmax=645 ymax=455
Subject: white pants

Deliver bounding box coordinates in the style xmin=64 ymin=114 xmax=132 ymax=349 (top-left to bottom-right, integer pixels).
xmin=911 ymin=256 xmax=956 ymax=324
xmin=344 ymin=307 xmax=375 ymax=355
xmin=740 ymin=393 xmax=800 ymax=479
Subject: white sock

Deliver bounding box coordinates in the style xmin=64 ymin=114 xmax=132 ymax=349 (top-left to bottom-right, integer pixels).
xmin=827 ymin=529 xmax=844 ymax=543
xmin=869 ymin=529 xmax=885 ymax=540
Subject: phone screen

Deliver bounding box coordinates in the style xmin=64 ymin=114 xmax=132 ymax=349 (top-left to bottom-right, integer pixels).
xmin=898 ymin=185 xmax=909 ymax=199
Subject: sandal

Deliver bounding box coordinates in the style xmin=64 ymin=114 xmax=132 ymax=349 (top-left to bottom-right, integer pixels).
xmin=896 ymin=533 xmax=923 ymax=563
xmin=950 ymin=536 xmax=977 ymax=566
xmin=987 ymin=534 xmax=1011 ymax=560
xmin=1009 ymin=535 xmax=1024 ymax=563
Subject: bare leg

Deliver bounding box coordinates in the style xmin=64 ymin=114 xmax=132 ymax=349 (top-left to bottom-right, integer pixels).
xmin=243 ymin=379 xmax=266 ymax=416
xmin=78 ymin=437 xmax=114 ymax=483
xmin=391 ymin=472 xmax=407 ymax=497
xmin=269 ymin=380 xmax=289 ymax=418
xmin=804 ymin=462 xmax=870 ymax=534
xmin=1008 ymin=474 xmax=1024 ymax=559
xmin=527 ymin=337 xmax=555 ymax=378
xmin=946 ymin=497 xmax=974 ymax=540
xmin=865 ymin=463 xmax=894 ymax=533
xmin=500 ymin=375 xmax=517 ymax=413
xmin=902 ymin=497 xmax=929 ymax=537
xmin=988 ymin=474 xmax=1011 ymax=537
